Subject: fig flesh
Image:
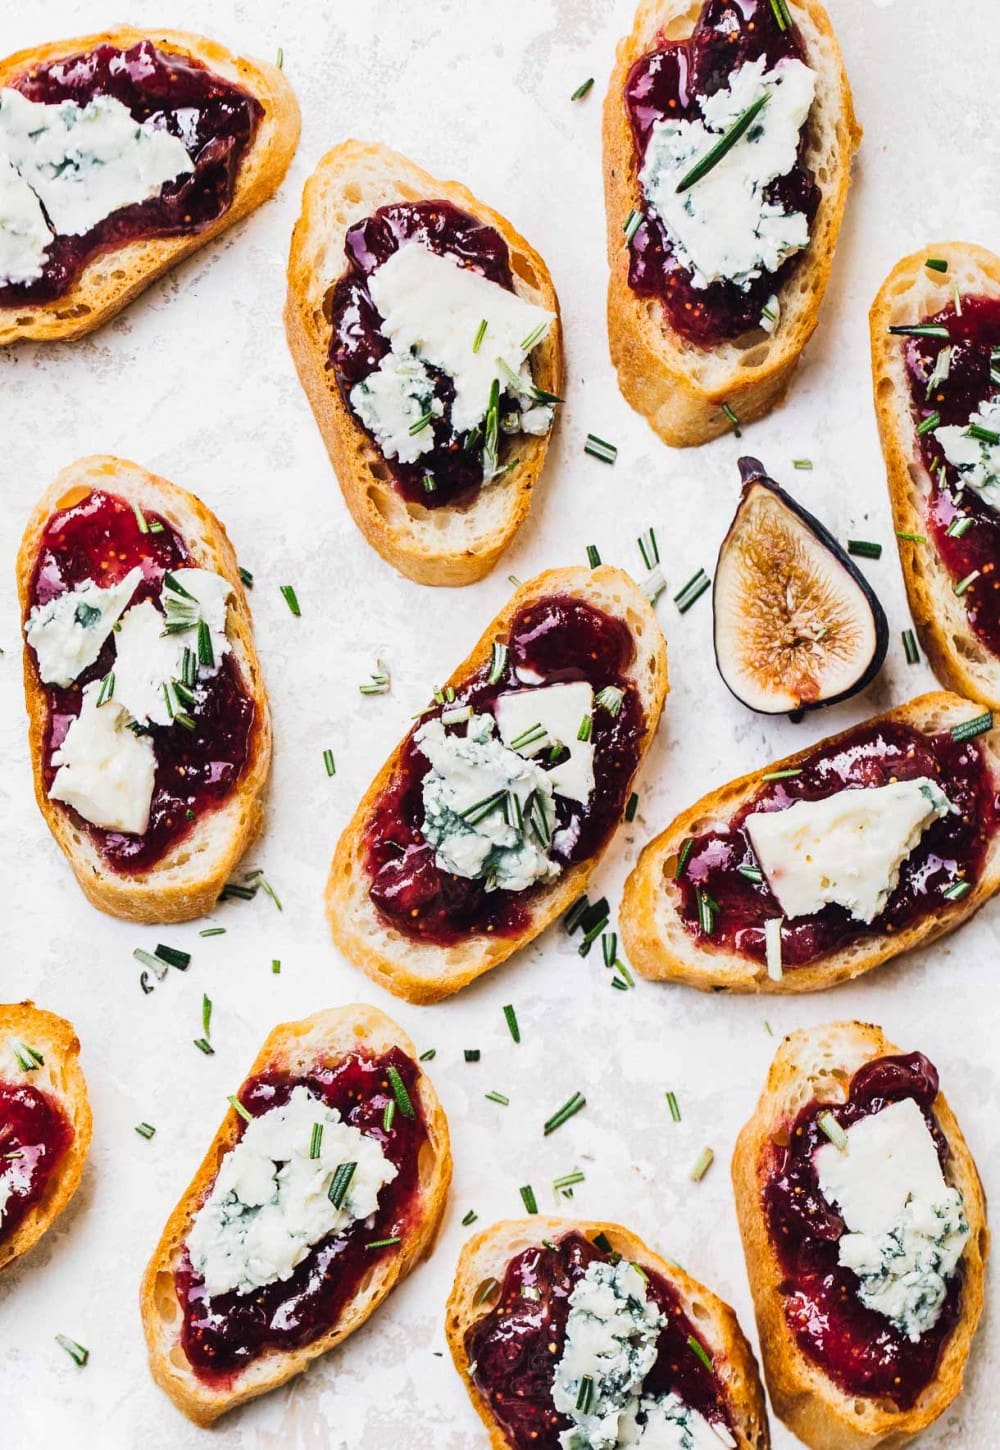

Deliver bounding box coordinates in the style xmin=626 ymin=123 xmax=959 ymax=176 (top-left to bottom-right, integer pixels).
xmin=713 ymin=458 xmax=888 ymax=714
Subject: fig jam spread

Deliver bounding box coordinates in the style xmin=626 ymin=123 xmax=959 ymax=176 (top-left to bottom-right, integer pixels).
xmin=764 ymin=1053 xmax=961 ymax=1407
xmin=1 ymin=40 xmax=262 ymax=305
xmin=624 ymin=0 xmax=819 ymax=346
xmin=176 ymin=1048 xmax=426 ymax=1380
xmin=328 ymin=200 xmax=529 ymax=508
xmin=367 ymin=597 xmax=645 ymax=945
xmin=674 ymin=719 xmax=999 ymax=968
xmin=29 ymin=488 xmax=256 ymax=874
xmin=465 ymin=1231 xmax=733 ymax=1448
xmin=905 ymin=295 xmax=1000 ymax=657
xmin=0 ymin=1081 xmax=73 ymax=1243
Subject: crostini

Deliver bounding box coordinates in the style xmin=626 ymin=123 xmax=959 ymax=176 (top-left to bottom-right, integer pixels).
xmin=604 ymin=0 xmax=859 ymax=447
xmin=17 ymin=455 xmax=271 ymax=924
xmin=141 ymin=1004 xmax=451 ymax=1426
xmin=621 ymin=691 xmax=1000 ymax=992
xmin=733 ymin=1021 xmax=988 ymax=1450
xmin=872 ymin=242 xmax=1000 ymax=710
xmin=285 ymin=139 xmax=563 ymax=586
xmin=446 ymin=1216 xmax=769 ymax=1449
xmin=0 ymin=1001 xmax=91 ymax=1274
xmin=0 ymin=27 xmax=299 ymax=344
xmin=327 ymin=566 xmax=668 ymax=1003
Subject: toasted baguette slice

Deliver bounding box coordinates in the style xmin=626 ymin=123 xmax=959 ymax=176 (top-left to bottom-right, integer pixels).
xmin=141 ymin=1003 xmax=452 ymax=1426
xmin=604 ymin=0 xmax=860 ymax=447
xmin=621 ymin=691 xmax=1000 ymax=993
xmin=0 ymin=28 xmax=299 ymax=346
xmin=327 ymin=566 xmax=668 ymax=1003
xmin=733 ymin=1021 xmax=988 ymax=1450
xmin=285 ymin=139 xmax=563 ymax=586
xmin=446 ymin=1215 xmax=770 ymax=1449
xmin=871 ymin=242 xmax=1000 ymax=709
xmin=0 ymin=1001 xmax=92 ymax=1273
xmin=17 ymin=455 xmax=272 ymax=924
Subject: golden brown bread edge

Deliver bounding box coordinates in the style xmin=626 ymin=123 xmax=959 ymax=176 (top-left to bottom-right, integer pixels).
xmin=284 ymin=138 xmax=563 ymax=586
xmin=140 ymin=1003 xmax=453 ymax=1426
xmin=16 ymin=455 xmax=272 ymax=924
xmin=445 ymin=1215 xmax=771 ymax=1450
xmin=0 ymin=27 xmax=299 ymax=346
xmin=0 ymin=1002 xmax=92 ymax=1274
xmin=326 ymin=565 xmax=669 ymax=1003
xmin=732 ymin=1021 xmax=988 ymax=1450
xmin=603 ymin=0 xmax=860 ymax=447
xmin=620 ymin=690 xmax=1000 ymax=992
xmin=871 ymin=241 xmax=1000 ymax=710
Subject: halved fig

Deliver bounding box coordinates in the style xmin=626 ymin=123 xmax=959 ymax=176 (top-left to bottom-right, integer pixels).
xmin=713 ymin=458 xmax=888 ymax=714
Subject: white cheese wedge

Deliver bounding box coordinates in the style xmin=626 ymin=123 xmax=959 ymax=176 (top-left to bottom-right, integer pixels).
xmin=365 ymin=241 xmax=554 ymax=434
xmin=745 ymin=777 xmax=952 ymax=923
xmin=494 ymin=681 xmax=595 ymax=804
xmin=416 ymin=712 xmax=559 ymax=891
xmin=185 ymin=1085 xmax=397 ymax=1299
xmin=815 ymin=1097 xmax=969 ymax=1341
xmin=25 ymin=566 xmax=142 ymax=686
xmin=50 ymin=680 xmax=156 ymax=834
xmin=0 ymin=88 xmax=192 ymax=240
xmin=639 ymin=55 xmax=816 ymax=291
xmin=935 ymin=398 xmax=1000 ymax=512
xmin=0 ymin=155 xmax=50 ymax=284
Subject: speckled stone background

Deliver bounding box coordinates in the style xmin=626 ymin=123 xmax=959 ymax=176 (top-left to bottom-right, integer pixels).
xmin=1 ymin=1 xmax=998 ymax=1444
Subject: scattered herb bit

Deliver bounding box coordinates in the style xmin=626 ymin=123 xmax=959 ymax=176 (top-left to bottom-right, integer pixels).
xmin=462 ymin=1209 xmax=478 ymax=1226
xmin=765 ymin=917 xmax=784 ymax=981
xmin=279 ymin=584 xmax=301 ymax=616
xmin=95 ymin=671 xmax=115 ymax=707
xmin=571 ymin=77 xmax=594 ymax=100
xmin=520 ymin=1184 xmax=539 ymax=1215
xmin=593 ymin=1231 xmax=614 ymax=1254
xmin=916 ymin=411 xmax=941 ymax=436
xmin=623 ymin=208 xmax=643 ymax=244
xmin=762 ymin=767 xmax=801 ymax=781
xmin=565 ymin=896 xmax=590 ymax=933
xmin=473 ymin=1277 xmax=500 ymax=1307
xmin=888 ymin=323 xmax=950 ymax=339
xmin=464 ymin=1049 xmax=481 ymax=1063
xmin=896 ymin=530 xmax=927 ymax=543
xmin=576 ymin=1374 xmax=596 ymax=1415
xmin=193 ymin=1038 xmax=214 ymax=1056
xmin=690 ymin=1146 xmax=715 ymax=1182
xmin=366 ymin=1236 xmax=401 ymax=1251
xmin=131 ymin=500 xmax=149 ymax=534
xmin=577 ymin=714 xmax=593 ymax=742
xmin=967 ymin=421 xmax=1000 ymax=446
xmin=625 ymin=791 xmax=639 ymax=822
xmin=419 ymin=1048 xmax=436 ymax=1062
xmin=666 ymin=1091 xmax=682 ymax=1123
xmin=200 ymin=926 xmax=226 ymax=939
xmin=473 ymin=318 xmax=488 ymax=353
xmin=387 ymin=1065 xmax=415 ymax=1119
xmin=721 ymin=402 xmax=742 ymax=436
xmin=487 ymin=642 xmax=509 ymax=686
xmin=925 ymin=257 xmax=949 ymax=273
xmin=503 ymin=1004 xmax=520 ymax=1043
xmin=272 ymin=959 xmax=281 ymax=974
xmin=638 ymin=527 xmax=660 ymax=572
xmin=674 ymin=568 xmax=711 ymax=613
xmin=847 ymin=539 xmax=882 ymax=559
xmin=793 ymin=459 xmax=812 ymax=470
xmin=584 ymin=433 xmax=618 ymax=464
xmin=155 ymin=944 xmax=190 ymax=970
xmin=10 ymin=1040 xmax=43 ymax=1072
xmin=238 ymin=565 xmax=254 ymax=588
xmin=902 ymin=629 xmax=920 ymax=665
xmin=328 ymin=1160 xmax=357 ymax=1208
xmin=688 ymin=1336 xmax=714 ymax=1373
xmin=675 ymin=838 xmax=694 ymax=878
xmin=818 ymin=1111 xmax=848 ymax=1150
xmin=596 ymin=685 xmax=624 ymax=716
xmin=383 ymin=1099 xmax=396 ymax=1132
xmin=544 ymin=1091 xmax=586 ymax=1136
xmin=954 ymin=569 xmax=981 ymax=596
xmin=943 ymin=879 xmax=972 ymax=901
xmin=586 ymin=543 xmax=602 ymax=569
xmin=323 ymin=748 xmax=336 ymax=777
xmin=602 ymin=932 xmax=618 ymax=969
xmin=951 ymin=711 xmax=993 ymax=742
xmin=676 ymin=92 xmax=770 ymax=193
xmin=226 ymin=1095 xmax=252 ymax=1124
xmin=275 ymin=45 xmax=284 ymax=68
xmin=737 ymin=864 xmax=764 ymax=883
xmin=554 ymin=1169 xmax=586 ymax=1195
xmin=55 ymin=1335 xmax=88 ymax=1367
xmin=360 ymin=659 xmax=391 ymax=696
xmin=485 ymin=1090 xmax=509 ymax=1106
xmin=309 ymin=1123 xmax=323 ymax=1159
xmin=768 ymin=0 xmax=791 ymax=30
xmin=696 ymin=888 xmax=716 ymax=936
xmin=135 ymin=1122 xmax=156 ymax=1140
xmin=201 ymin=994 xmax=212 ymax=1038
xmin=946 ymin=515 xmax=975 ymax=539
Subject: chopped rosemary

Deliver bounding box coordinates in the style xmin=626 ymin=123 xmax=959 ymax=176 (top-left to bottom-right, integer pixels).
xmin=765 ymin=917 xmax=784 ymax=981
xmin=967 ymin=421 xmax=1000 ymax=446
xmin=155 ymin=944 xmax=190 ymax=970
xmin=888 ymin=322 xmax=949 ymax=339
xmin=576 ymin=1374 xmax=595 ymax=1414
xmin=487 ymin=641 xmax=509 ymax=685
xmin=584 ymin=433 xmax=617 ymax=464
xmin=596 ymin=684 xmax=624 ymax=716
xmin=10 ymin=1040 xmax=43 ymax=1072
xmin=577 ymin=714 xmax=593 ymax=742
xmin=464 ymin=1049 xmax=481 ymax=1062
xmin=309 ymin=1123 xmax=323 ymax=1159
xmin=227 ymin=1095 xmax=252 ymax=1123
xmin=544 ymin=1091 xmax=586 ymax=1135
xmin=688 ymin=1336 xmax=713 ymax=1373
xmin=409 ymin=410 xmax=434 ymax=436
xmin=946 ymin=515 xmax=975 ymax=539
xmin=272 ymin=959 xmax=281 ymax=973
xmin=366 ymin=1237 xmax=401 ymax=1251
xmin=916 ymin=411 xmax=941 ymax=436
xmin=737 ymin=863 xmax=764 ymax=883
xmin=201 ymin=994 xmax=212 ymax=1038
xmin=902 ymin=629 xmax=919 ymax=664
xmin=721 ymin=402 xmax=741 ymax=436
xmin=193 ymin=1038 xmax=214 ymax=1056
xmin=675 ymin=838 xmax=694 ymax=878
xmin=55 ymin=1334 xmax=89 ymax=1367
xmin=135 ymin=1122 xmax=156 ymax=1139
xmin=485 ymin=1090 xmax=509 ymax=1105
xmin=817 ymin=1111 xmax=848 ymax=1151
xmin=793 ymin=458 xmax=813 ymax=470
xmin=279 ymin=584 xmax=301 ymax=616
xmin=623 ymin=209 xmax=643 ymax=244
xmin=896 ymin=530 xmax=927 ymax=543
xmin=571 ymin=77 xmax=594 ymax=101
xmin=638 ymin=527 xmax=660 ymax=571
xmin=674 ymin=569 xmax=710 ymax=613
xmin=473 ymin=1277 xmax=500 ymax=1307
xmin=462 ymin=1209 xmax=478 ymax=1226
xmin=696 ymin=888 xmax=716 ymax=936
xmin=690 ymin=1146 xmax=715 ymax=1182
xmin=422 ymin=473 xmax=437 ymax=494
xmin=762 ymin=767 xmax=801 ymax=781
xmin=323 ymin=748 xmax=336 ymax=776
xmin=584 ymin=544 xmax=603 ymax=571
xmin=473 ymin=318 xmax=488 ymax=353
xmin=419 ymin=1047 xmax=436 ymax=1062
xmin=503 ymin=1004 xmax=520 ymax=1043
xmin=383 ymin=1099 xmax=396 ymax=1132
xmin=954 ymin=569 xmax=980 ymax=596
xmin=768 ymin=0 xmax=791 ymax=29
xmin=95 ymin=671 xmax=115 ymax=707
xmin=520 ymin=1184 xmax=539 ymax=1214
xmin=359 ymin=659 xmax=391 ymax=696
xmin=239 ymin=565 xmax=254 ymax=588
xmin=943 ymin=879 xmax=972 ymax=901
xmin=625 ymin=791 xmax=639 ymax=822
xmin=676 ymin=92 xmax=770 ymax=193
xmin=925 ymin=257 xmax=948 ymax=273
xmin=387 ymin=1065 xmax=415 ymax=1118
xmin=666 ymin=1091 xmax=682 ymax=1123
xmin=951 ymin=711 xmax=993 ymax=743
xmin=328 ymin=1160 xmax=357 ymax=1208
xmin=554 ymin=1169 xmax=586 ymax=1195
xmin=482 ymin=377 xmax=501 ymax=480
xmin=847 ymin=539 xmax=882 ymax=559
xmin=131 ymin=500 xmax=149 ymax=533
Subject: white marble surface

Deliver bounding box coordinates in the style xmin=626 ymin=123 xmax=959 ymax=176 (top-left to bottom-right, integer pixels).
xmin=1 ymin=1 xmax=998 ymax=1445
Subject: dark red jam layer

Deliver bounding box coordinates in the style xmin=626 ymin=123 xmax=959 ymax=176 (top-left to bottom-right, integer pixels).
xmin=675 ymin=719 xmax=1000 ymax=968
xmin=764 ymin=1053 xmax=960 ymax=1407
xmin=0 ymin=1080 xmax=73 ymax=1243
xmin=367 ymin=596 xmax=645 ymax=945
xmin=30 ymin=487 xmax=256 ymax=874
xmin=328 ymin=200 xmax=532 ymax=508
xmin=176 ymin=1048 xmax=426 ymax=1380
xmin=0 ymin=1078 xmax=73 ymax=1247
xmin=465 ymin=1231 xmax=733 ymax=1449
xmin=624 ymin=0 xmax=820 ymax=346
xmin=1 ymin=40 xmax=262 ymax=305
xmin=905 ymin=294 xmax=1000 ymax=657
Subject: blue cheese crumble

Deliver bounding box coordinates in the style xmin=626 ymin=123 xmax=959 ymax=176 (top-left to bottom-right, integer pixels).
xmin=639 ymin=55 xmax=816 ymax=293
xmin=934 ymin=399 xmax=1000 ymax=512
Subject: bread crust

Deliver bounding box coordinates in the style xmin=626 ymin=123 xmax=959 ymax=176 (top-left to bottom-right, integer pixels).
xmin=445 ymin=1215 xmax=770 ymax=1449
xmin=16 ymin=454 xmax=272 ymax=924
xmin=871 ymin=242 xmax=1000 ymax=709
xmin=284 ymin=138 xmax=563 ymax=586
xmin=732 ymin=1021 xmax=989 ymax=1450
xmin=620 ymin=690 xmax=1000 ymax=992
xmin=140 ymin=1003 xmax=453 ymax=1426
xmin=326 ymin=565 xmax=668 ymax=1003
xmin=603 ymin=0 xmax=860 ymax=447
xmin=0 ymin=27 xmax=299 ymax=345
xmin=0 ymin=1001 xmax=91 ymax=1274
